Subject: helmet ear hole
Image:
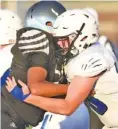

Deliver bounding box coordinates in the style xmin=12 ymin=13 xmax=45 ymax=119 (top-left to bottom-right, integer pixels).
xmin=92 ymin=34 xmax=97 ymax=37
xmin=46 ymin=21 xmax=53 ymax=27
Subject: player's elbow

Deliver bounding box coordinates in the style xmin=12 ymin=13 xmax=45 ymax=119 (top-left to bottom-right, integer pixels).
xmin=64 ymin=108 xmax=74 ymax=116
xmin=59 ymin=102 xmax=74 ymax=116
xmin=29 ymin=83 xmax=47 ymax=96
xmin=29 ymin=84 xmax=41 ymax=95
xmin=30 ymin=88 xmax=37 ymax=95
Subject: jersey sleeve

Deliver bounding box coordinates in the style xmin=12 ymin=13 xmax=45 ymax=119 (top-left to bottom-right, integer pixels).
xmin=70 ymin=52 xmax=115 ymax=77
xmin=16 ymin=28 xmax=50 ymax=69
xmin=26 ymin=52 xmax=49 ymax=69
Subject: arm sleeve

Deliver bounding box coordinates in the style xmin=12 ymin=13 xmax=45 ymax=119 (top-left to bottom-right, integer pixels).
xmin=27 ymin=52 xmax=49 ymax=70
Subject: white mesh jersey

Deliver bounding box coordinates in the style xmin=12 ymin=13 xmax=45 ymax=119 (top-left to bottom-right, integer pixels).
xmin=66 ymin=43 xmax=116 ymax=80
xmin=65 ymin=43 xmax=118 ymax=127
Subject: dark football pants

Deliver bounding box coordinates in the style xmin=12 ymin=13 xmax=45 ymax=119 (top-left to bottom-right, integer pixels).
xmin=1 ymin=96 xmax=26 ymax=129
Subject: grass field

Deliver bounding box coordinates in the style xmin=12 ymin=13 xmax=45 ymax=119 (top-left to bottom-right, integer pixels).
xmin=26 ymin=125 xmax=32 ymax=129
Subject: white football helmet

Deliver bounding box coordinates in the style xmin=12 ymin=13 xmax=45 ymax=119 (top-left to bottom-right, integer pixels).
xmin=83 ymin=8 xmax=99 ymax=25
xmin=53 ymin=9 xmax=99 ymax=56
xmin=0 ymin=9 xmax=23 ymax=45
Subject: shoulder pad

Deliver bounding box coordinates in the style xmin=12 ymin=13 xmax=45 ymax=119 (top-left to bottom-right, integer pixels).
xmin=17 ymin=27 xmax=50 ymax=55
xmin=68 ymin=52 xmax=115 ymax=77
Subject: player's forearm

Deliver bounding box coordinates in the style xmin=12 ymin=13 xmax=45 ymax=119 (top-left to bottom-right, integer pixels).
xmin=25 ymin=94 xmax=72 ymax=115
xmin=29 ymin=81 xmax=68 ymax=97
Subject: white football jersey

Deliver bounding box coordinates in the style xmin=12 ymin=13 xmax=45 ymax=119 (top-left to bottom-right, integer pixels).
xmin=65 ymin=43 xmax=118 ymax=127
xmin=66 ymin=43 xmax=116 ymax=80
xmin=66 ymin=43 xmax=118 ymax=94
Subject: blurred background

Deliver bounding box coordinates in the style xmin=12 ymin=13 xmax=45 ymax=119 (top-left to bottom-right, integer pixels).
xmin=1 ymin=0 xmax=118 ymax=45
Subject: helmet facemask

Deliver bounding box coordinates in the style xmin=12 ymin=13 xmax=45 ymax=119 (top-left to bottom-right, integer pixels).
xmin=54 ymin=23 xmax=85 ymax=58
xmin=54 ymin=35 xmax=71 ymax=55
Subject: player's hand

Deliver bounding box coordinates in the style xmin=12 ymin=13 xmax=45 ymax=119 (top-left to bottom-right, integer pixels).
xmin=6 ymin=76 xmax=17 ymax=92
xmin=6 ymin=77 xmax=30 ymax=101
xmin=18 ymin=79 xmax=30 ymax=95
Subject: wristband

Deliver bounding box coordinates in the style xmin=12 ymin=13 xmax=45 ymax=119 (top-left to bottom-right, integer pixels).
xmin=11 ymin=85 xmax=30 ymax=101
